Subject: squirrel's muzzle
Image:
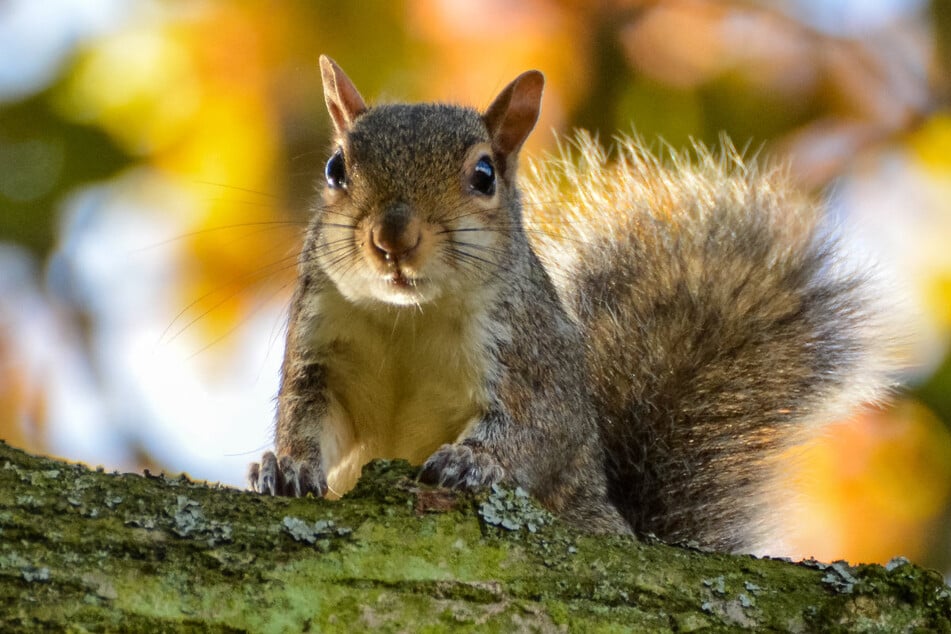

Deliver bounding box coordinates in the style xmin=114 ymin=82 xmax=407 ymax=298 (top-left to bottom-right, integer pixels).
xmin=370 ymin=203 xmax=422 ymax=264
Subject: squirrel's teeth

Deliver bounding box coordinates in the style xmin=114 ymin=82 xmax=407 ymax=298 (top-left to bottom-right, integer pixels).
xmin=384 ymin=270 xmax=414 ymax=288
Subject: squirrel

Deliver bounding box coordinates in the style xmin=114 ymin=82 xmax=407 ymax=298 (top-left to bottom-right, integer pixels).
xmin=248 ymin=56 xmax=900 ymax=553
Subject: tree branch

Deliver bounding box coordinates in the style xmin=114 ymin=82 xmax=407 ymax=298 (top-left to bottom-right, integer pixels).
xmin=0 ymin=441 xmax=948 ymax=631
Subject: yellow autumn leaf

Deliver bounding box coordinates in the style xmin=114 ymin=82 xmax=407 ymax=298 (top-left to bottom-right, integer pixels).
xmin=53 ymin=24 xmax=201 ymax=155
xmin=908 ymin=112 xmax=951 ymax=174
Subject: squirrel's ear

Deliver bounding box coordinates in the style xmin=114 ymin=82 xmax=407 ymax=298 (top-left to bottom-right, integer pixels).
xmin=320 ymin=55 xmax=368 ymax=136
xmin=482 ymin=70 xmax=544 ymax=167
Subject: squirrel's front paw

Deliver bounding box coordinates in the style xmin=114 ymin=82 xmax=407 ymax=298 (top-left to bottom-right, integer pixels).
xmin=248 ymin=451 xmax=327 ymax=497
xmin=419 ymin=443 xmax=506 ymax=491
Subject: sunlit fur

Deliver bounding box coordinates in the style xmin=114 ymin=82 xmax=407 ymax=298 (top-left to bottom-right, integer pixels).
xmin=276 ymin=105 xmax=526 ymax=498
xmin=522 ymin=132 xmax=903 ymax=551
xmin=258 ymin=64 xmax=903 ymax=550
xmin=314 ymin=108 xmax=511 ymax=309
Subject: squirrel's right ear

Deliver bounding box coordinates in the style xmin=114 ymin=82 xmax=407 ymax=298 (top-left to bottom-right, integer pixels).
xmin=320 ymin=55 xmax=368 ymax=137
xmin=482 ymin=70 xmax=544 ymax=170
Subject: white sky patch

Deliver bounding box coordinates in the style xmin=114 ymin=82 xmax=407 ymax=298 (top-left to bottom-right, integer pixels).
xmin=0 ymin=0 xmax=137 ymax=102
xmin=776 ymin=0 xmax=928 ymax=36
xmin=831 ymin=151 xmax=951 ymax=378
xmin=46 ymin=169 xmax=286 ymax=486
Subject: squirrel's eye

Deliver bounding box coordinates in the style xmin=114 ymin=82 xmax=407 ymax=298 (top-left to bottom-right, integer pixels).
xmin=325 ymin=150 xmax=347 ymax=190
xmin=469 ymin=156 xmax=496 ymax=196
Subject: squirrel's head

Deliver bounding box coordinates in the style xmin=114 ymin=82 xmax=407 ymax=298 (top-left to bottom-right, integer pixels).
xmin=312 ymin=55 xmax=544 ymax=307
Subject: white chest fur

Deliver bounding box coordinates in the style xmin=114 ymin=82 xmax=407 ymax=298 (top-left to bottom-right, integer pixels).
xmin=304 ymin=287 xmax=497 ymax=496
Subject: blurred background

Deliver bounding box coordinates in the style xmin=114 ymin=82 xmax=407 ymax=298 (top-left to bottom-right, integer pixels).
xmin=1 ymin=0 xmax=950 ymax=576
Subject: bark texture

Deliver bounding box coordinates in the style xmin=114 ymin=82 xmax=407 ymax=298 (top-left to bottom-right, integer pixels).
xmin=0 ymin=441 xmax=948 ymax=632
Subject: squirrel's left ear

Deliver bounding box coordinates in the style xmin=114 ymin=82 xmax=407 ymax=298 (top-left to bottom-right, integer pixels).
xmin=482 ymin=70 xmax=544 ymax=171
xmin=320 ymin=55 xmax=368 ymax=137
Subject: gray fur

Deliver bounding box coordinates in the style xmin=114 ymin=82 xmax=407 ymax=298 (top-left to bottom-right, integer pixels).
xmin=249 ymin=67 xmax=900 ymax=553
xmin=525 ymin=134 xmax=900 ymax=550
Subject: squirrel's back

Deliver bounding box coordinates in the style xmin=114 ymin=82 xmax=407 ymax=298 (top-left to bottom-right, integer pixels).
xmin=523 ymin=134 xmax=900 ymax=551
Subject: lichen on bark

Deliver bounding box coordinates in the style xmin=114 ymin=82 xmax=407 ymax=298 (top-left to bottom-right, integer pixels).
xmin=0 ymin=441 xmax=948 ymax=632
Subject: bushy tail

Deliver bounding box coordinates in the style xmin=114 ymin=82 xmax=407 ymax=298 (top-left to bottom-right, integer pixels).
xmin=523 ymin=134 xmax=902 ymax=551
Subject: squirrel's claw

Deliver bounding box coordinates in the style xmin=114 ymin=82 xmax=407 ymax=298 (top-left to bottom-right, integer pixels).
xmin=419 ymin=443 xmax=506 ymax=491
xmin=247 ymin=453 xmax=273 ymax=495
xmin=248 ymin=451 xmax=327 ymax=498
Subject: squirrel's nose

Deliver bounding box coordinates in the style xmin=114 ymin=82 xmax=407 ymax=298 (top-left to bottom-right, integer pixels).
xmin=371 ymin=214 xmax=421 ymax=262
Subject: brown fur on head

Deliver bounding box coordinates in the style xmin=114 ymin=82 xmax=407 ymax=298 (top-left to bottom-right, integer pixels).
xmin=313 ymin=57 xmax=545 ymax=308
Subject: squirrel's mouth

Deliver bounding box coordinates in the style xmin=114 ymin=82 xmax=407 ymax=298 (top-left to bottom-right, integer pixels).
xmin=372 ymin=268 xmax=436 ymax=306
xmin=384 ymin=270 xmax=416 ymax=289
xmin=367 ymin=258 xmax=439 ymax=305
xmin=381 ymin=266 xmax=423 ymax=291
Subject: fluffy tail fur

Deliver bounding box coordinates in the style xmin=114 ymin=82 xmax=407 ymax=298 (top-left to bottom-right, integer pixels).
xmin=523 ymin=134 xmax=901 ymax=551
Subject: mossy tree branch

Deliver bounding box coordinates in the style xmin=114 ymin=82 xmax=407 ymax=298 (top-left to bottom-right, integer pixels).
xmin=0 ymin=441 xmax=948 ymax=632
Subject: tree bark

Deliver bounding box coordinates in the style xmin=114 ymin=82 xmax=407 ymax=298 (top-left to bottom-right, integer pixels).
xmin=0 ymin=441 xmax=948 ymax=632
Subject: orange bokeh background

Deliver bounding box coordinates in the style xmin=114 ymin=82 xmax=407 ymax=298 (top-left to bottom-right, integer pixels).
xmin=1 ymin=0 xmax=949 ymax=574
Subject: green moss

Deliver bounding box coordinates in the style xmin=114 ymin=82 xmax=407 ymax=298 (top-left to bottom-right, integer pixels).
xmin=0 ymin=443 xmax=949 ymax=632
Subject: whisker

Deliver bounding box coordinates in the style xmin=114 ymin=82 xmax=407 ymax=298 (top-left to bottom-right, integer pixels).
xmin=319 ymin=206 xmax=360 ymax=221
xmin=161 ymin=250 xmax=303 ymax=344
xmin=316 ymin=243 xmax=360 ymax=264
xmin=438 ymin=196 xmax=588 ymax=225
xmin=438 ymin=223 xmax=587 ymax=244
xmin=190 ymin=181 xmax=282 ymax=199
xmin=129 ymin=221 xmax=307 ymax=253
xmin=447 ymin=248 xmax=515 ymax=287
xmin=320 ymin=244 xmax=361 ymax=277
xmin=289 ymin=149 xmax=327 ymax=162
xmin=447 ymin=240 xmax=509 ymax=258
xmin=185 ymin=278 xmax=296 ymax=361
xmin=447 ymin=248 xmax=500 ymax=270
xmin=439 ymin=206 xmax=494 ymax=225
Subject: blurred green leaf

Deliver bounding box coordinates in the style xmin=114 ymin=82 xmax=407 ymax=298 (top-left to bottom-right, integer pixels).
xmin=0 ymin=93 xmax=130 ymax=256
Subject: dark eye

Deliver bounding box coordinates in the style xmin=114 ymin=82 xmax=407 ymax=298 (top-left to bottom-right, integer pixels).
xmin=469 ymin=156 xmax=496 ymax=196
xmin=325 ymin=150 xmax=347 ymax=190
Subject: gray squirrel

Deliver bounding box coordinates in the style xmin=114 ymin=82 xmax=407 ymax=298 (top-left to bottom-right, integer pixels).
xmin=248 ymin=56 xmax=900 ymax=553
